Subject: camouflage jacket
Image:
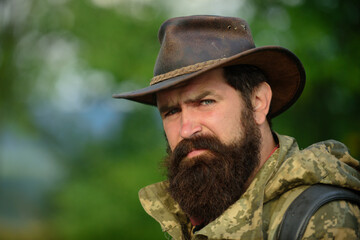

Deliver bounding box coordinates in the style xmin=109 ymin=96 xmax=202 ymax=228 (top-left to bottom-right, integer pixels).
xmin=139 ymin=134 xmax=360 ymax=239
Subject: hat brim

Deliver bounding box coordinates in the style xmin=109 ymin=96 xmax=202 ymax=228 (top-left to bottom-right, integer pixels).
xmin=113 ymin=46 xmax=305 ymax=118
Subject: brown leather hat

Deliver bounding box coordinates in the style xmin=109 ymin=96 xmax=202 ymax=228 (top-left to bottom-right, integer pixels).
xmin=113 ymin=15 xmax=305 ymax=118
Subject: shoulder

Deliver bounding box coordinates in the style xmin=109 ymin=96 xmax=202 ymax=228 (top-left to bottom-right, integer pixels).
xmin=303 ymin=200 xmax=360 ymax=239
xmin=269 ymin=134 xmax=360 ymax=194
xmin=264 ymin=186 xmax=360 ymax=240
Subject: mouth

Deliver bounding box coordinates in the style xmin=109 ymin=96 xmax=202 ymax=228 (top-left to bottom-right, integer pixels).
xmin=186 ymin=149 xmax=207 ymax=159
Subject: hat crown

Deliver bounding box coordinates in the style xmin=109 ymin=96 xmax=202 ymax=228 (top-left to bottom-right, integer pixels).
xmin=154 ymin=15 xmax=255 ymax=77
xmin=113 ymin=15 xmax=305 ymax=119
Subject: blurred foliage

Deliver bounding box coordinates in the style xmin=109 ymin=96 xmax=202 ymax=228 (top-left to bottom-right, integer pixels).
xmin=0 ymin=0 xmax=359 ymax=239
xmin=263 ymin=0 xmax=360 ymax=156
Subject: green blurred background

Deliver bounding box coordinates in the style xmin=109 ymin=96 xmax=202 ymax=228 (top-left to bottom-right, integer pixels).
xmin=0 ymin=0 xmax=359 ymax=239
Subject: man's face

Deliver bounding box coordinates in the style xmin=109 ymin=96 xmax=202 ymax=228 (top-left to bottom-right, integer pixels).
xmin=157 ymin=68 xmax=246 ymax=153
xmin=156 ymin=68 xmax=261 ymax=224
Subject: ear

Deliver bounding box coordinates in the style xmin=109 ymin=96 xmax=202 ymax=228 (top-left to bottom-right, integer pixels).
xmin=252 ymin=82 xmax=272 ymax=125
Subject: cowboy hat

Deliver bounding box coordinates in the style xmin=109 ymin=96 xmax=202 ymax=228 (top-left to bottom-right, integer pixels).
xmin=113 ymin=15 xmax=305 ymax=118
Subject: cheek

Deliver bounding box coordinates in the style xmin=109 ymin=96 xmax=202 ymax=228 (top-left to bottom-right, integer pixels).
xmin=163 ymin=121 xmax=178 ymax=150
xmin=206 ymin=109 xmax=242 ymax=143
xmin=200 ymin=112 xmax=229 ymax=137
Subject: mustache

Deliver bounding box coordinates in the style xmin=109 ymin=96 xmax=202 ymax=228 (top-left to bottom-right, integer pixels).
xmin=171 ymin=135 xmax=226 ymax=161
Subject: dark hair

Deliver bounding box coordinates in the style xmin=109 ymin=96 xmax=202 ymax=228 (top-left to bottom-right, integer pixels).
xmin=223 ymin=65 xmax=272 ymax=128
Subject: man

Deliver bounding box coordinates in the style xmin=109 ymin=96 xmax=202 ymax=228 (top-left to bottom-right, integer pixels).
xmin=113 ymin=16 xmax=360 ymax=239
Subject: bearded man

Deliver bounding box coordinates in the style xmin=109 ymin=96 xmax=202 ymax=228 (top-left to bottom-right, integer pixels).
xmin=113 ymin=16 xmax=360 ymax=240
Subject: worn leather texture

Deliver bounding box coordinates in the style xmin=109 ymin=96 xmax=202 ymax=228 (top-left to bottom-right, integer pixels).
xmin=113 ymin=15 xmax=306 ymax=118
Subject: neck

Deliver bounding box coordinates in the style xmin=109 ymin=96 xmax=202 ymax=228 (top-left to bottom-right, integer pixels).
xmin=259 ymin=124 xmax=277 ymax=167
xmin=244 ymin=123 xmax=276 ymax=189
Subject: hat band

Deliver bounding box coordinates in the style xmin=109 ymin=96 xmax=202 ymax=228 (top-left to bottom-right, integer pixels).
xmin=150 ymin=58 xmax=227 ymax=85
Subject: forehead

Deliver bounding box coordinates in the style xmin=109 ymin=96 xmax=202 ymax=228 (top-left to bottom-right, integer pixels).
xmin=156 ymin=68 xmax=228 ymax=105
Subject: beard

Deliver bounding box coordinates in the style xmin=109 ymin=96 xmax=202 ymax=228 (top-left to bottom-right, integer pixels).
xmin=163 ymin=107 xmax=261 ymax=225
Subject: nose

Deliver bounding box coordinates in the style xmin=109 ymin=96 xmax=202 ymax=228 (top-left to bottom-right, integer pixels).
xmin=180 ymin=109 xmax=202 ymax=139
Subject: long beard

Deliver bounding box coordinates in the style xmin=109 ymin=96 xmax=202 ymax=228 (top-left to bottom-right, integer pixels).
xmin=163 ymin=108 xmax=261 ymax=224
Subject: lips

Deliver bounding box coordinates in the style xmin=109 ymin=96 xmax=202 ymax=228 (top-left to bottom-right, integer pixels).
xmin=187 ymin=149 xmax=207 ymax=159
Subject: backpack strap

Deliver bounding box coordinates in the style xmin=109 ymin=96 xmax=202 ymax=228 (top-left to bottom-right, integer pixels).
xmin=277 ymin=184 xmax=360 ymax=240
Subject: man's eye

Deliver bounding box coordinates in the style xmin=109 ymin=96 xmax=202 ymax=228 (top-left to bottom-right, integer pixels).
xmin=165 ymin=108 xmax=180 ymax=117
xmin=200 ymin=99 xmax=215 ymax=105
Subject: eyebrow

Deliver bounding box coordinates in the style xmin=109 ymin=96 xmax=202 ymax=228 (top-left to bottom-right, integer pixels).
xmin=158 ymin=104 xmax=176 ymax=115
xmin=184 ymin=91 xmax=214 ymax=104
xmin=158 ymin=90 xmax=219 ymax=114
